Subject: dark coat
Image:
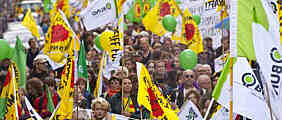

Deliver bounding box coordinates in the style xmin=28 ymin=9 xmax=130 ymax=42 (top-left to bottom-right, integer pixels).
xmin=109 ymin=92 xmax=150 ymax=119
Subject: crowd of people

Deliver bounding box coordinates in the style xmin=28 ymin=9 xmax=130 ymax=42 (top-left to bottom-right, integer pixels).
xmin=0 ymin=4 xmax=232 ymax=120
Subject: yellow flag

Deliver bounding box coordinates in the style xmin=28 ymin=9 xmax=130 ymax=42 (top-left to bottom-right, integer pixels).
xmin=180 ymin=8 xmax=204 ymax=53
xmin=278 ymin=0 xmax=282 ymax=44
xmin=55 ymin=0 xmax=71 ymax=18
xmin=137 ymin=62 xmax=179 ymax=120
xmin=94 ymin=53 xmax=105 ymax=98
xmin=22 ymin=8 xmax=40 ymax=39
xmin=142 ymin=0 xmax=180 ymax=36
xmin=0 ymin=63 xmax=21 ymax=119
xmin=82 ymin=0 xmax=88 ymax=8
xmin=51 ymin=57 xmax=75 ymax=120
xmin=43 ymin=10 xmax=80 ymax=66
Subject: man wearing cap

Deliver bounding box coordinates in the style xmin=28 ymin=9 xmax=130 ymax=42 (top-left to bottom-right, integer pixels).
xmin=27 ymin=38 xmax=39 ymax=69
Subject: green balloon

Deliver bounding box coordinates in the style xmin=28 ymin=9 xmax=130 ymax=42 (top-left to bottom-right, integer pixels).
xmin=179 ymin=49 xmax=198 ymax=70
xmin=94 ymin=36 xmax=103 ymax=51
xmin=162 ymin=15 xmax=177 ymax=32
xmin=192 ymin=15 xmax=201 ymax=25
xmin=0 ymin=40 xmax=14 ymax=61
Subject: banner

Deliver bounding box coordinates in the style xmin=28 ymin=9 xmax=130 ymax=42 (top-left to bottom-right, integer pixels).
xmin=137 ymin=62 xmax=179 ymax=120
xmin=80 ymin=0 xmax=117 ymax=31
xmin=50 ymin=57 xmax=75 ymax=120
xmin=22 ymin=8 xmax=40 ymax=39
xmin=178 ymin=100 xmax=203 ymax=120
xmin=43 ymin=10 xmax=79 ymax=69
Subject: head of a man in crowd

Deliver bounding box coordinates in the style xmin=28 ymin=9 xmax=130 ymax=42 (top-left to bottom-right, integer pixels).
xmin=28 ymin=38 xmax=37 ymax=49
xmin=195 ymin=64 xmax=212 ymax=77
xmin=34 ymin=57 xmax=49 ymax=74
xmin=147 ymin=60 xmax=155 ymax=75
xmin=172 ymin=56 xmax=181 ymax=70
xmin=173 ymin=45 xmax=182 ymax=57
xmin=77 ymin=78 xmax=86 ymax=92
xmin=155 ymin=60 xmax=166 ymax=76
xmin=109 ymin=77 xmax=121 ymax=91
xmin=0 ymin=58 xmax=10 ymax=68
xmin=91 ymin=97 xmax=110 ymax=120
xmin=26 ymin=77 xmax=43 ymax=98
xmin=153 ymin=34 xmax=161 ymax=44
xmin=140 ymin=37 xmax=150 ymax=52
xmin=163 ymin=37 xmax=172 ymax=50
xmin=198 ymin=74 xmax=212 ymax=90
xmin=183 ymin=69 xmax=196 ymax=89
xmin=122 ymin=78 xmax=133 ymax=94
xmin=86 ymin=49 xmax=97 ymax=62
xmin=221 ymin=36 xmax=230 ymax=51
xmin=204 ymin=37 xmax=213 ymax=49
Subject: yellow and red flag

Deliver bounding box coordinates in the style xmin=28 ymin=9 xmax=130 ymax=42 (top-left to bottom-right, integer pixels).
xmin=179 ymin=8 xmax=203 ymax=54
xmin=55 ymin=0 xmax=71 ymax=18
xmin=43 ymin=10 xmax=79 ymax=69
xmin=50 ymin=56 xmax=75 ymax=120
xmin=137 ymin=62 xmax=179 ymax=120
xmin=0 ymin=63 xmax=21 ymax=119
xmin=142 ymin=0 xmax=180 ymax=36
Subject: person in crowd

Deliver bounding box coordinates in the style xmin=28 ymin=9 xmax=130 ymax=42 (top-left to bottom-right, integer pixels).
xmin=103 ymin=76 xmax=121 ymax=101
xmin=175 ymin=69 xmax=197 ymax=108
xmin=72 ymin=109 xmax=91 ymax=120
xmin=26 ymin=77 xmax=44 ymax=106
xmin=109 ymin=78 xmax=149 ymax=119
xmin=77 ymin=78 xmax=93 ymax=109
xmin=74 ymin=86 xmax=88 ymax=109
xmin=184 ymin=89 xmax=201 ymax=110
xmin=33 ymin=77 xmax=60 ymax=118
xmin=91 ymin=97 xmax=111 ymax=120
xmin=197 ymin=74 xmax=212 ymax=96
xmin=26 ymin=38 xmax=39 ymax=69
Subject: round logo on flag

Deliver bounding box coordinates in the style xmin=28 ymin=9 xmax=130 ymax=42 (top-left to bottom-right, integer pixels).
xmin=242 ymin=73 xmax=256 ymax=87
xmin=159 ymin=2 xmax=170 ymax=17
xmin=106 ymin=3 xmax=112 ymax=9
xmin=144 ymin=3 xmax=150 ymax=13
xmin=134 ymin=3 xmax=141 ymax=18
xmin=184 ymin=23 xmax=195 ymax=41
xmin=270 ymin=47 xmax=282 ymax=63
xmin=51 ymin=25 xmax=69 ymax=43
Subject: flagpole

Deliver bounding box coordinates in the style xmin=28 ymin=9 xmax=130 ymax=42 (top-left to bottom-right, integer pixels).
xmin=265 ymin=83 xmax=274 ymax=120
xmin=229 ymin=57 xmax=233 ymax=120
xmin=203 ymin=98 xmax=215 ymax=120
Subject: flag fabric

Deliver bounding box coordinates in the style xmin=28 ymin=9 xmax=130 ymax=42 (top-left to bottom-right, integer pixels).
xmin=0 ymin=63 xmax=21 ymax=119
xmin=46 ymin=85 xmax=55 ymax=113
xmin=94 ymin=53 xmax=105 ymax=98
xmin=126 ymin=0 xmax=144 ymax=23
xmin=80 ymin=0 xmax=117 ymax=31
xmin=78 ymin=41 xmax=90 ymax=92
xmin=55 ymin=0 xmax=71 ymax=18
xmin=136 ymin=62 xmax=179 ymax=120
xmin=179 ymin=8 xmax=203 ymax=54
xmin=251 ymin=1 xmax=282 ymax=118
xmin=24 ymin=97 xmax=43 ymax=120
xmin=43 ymin=10 xmax=80 ymax=70
xmin=178 ymin=100 xmax=203 ymax=120
xmin=230 ymin=0 xmax=282 ymax=119
xmin=142 ymin=0 xmax=180 ymax=36
xmin=82 ymin=0 xmax=88 ymax=8
xmin=22 ymin=8 xmax=40 ymax=39
xmin=230 ymin=0 xmax=269 ymax=60
xmin=279 ymin=0 xmax=282 ymax=44
xmin=210 ymin=105 xmax=237 ymax=120
xmin=212 ymin=57 xmax=271 ymax=120
xmin=11 ymin=36 xmax=27 ymax=89
xmin=43 ymin=0 xmax=52 ymax=13
xmin=111 ymin=113 xmax=130 ymax=120
xmin=50 ymin=56 xmax=75 ymax=120
xmin=118 ymin=0 xmax=134 ymax=14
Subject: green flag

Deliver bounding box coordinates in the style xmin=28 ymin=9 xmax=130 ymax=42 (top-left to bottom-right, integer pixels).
xmin=126 ymin=0 xmax=144 ymax=23
xmin=0 ymin=39 xmax=14 ymax=62
xmin=231 ymin=0 xmax=269 ymax=60
xmin=78 ymin=41 xmax=89 ymax=92
xmin=46 ymin=85 xmax=55 ymax=113
xmin=11 ymin=36 xmax=27 ymax=89
xmin=43 ymin=0 xmax=52 ymax=13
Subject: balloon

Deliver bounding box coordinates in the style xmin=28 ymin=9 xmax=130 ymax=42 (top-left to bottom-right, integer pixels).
xmin=0 ymin=40 xmax=14 ymax=61
xmin=179 ymin=49 xmax=198 ymax=70
xmin=94 ymin=35 xmax=103 ymax=51
xmin=162 ymin=15 xmax=177 ymax=32
xmin=192 ymin=15 xmax=201 ymax=25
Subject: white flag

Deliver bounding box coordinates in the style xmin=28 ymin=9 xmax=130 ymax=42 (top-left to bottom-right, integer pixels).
xmin=233 ymin=57 xmax=271 ymax=120
xmin=80 ymin=0 xmax=117 ymax=31
xmin=178 ymin=100 xmax=203 ymax=120
xmin=24 ymin=97 xmax=43 ymax=120
xmin=252 ymin=0 xmax=282 ymax=119
xmin=210 ymin=106 xmax=237 ymax=120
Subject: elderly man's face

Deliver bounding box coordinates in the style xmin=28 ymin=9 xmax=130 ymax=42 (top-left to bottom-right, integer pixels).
xmin=183 ymin=70 xmax=195 ymax=87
